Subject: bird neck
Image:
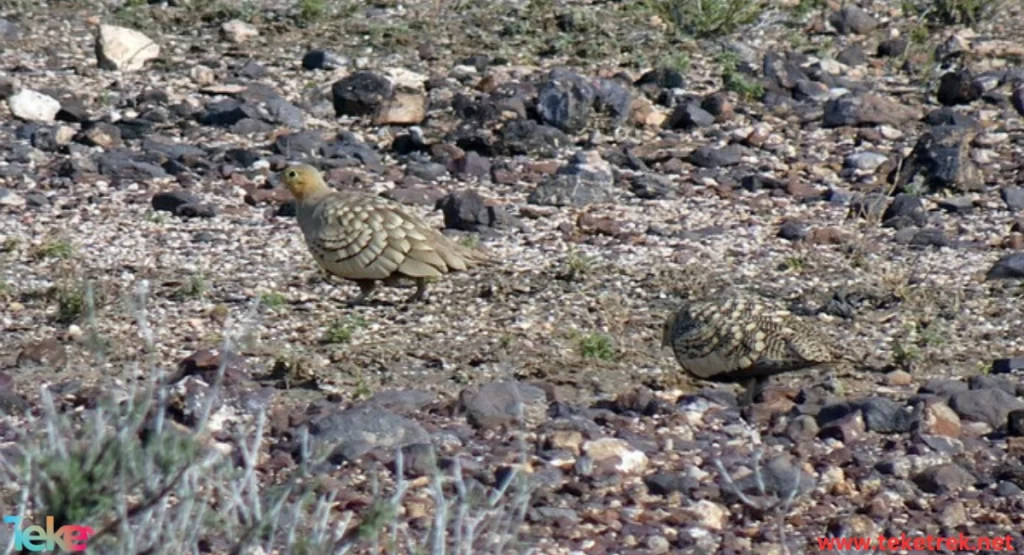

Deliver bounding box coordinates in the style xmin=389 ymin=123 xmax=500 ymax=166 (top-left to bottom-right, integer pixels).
xmin=294 ymin=182 xmax=333 ymax=205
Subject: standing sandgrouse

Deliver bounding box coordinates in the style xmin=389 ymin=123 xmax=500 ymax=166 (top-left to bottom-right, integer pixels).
xmin=661 ymin=293 xmax=840 ymax=405
xmin=279 ymin=163 xmax=493 ymax=306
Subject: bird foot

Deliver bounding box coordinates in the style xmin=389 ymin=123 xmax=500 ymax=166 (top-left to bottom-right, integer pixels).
xmin=405 ymin=278 xmax=430 ymax=304
xmin=405 ymin=290 xmax=430 ymax=304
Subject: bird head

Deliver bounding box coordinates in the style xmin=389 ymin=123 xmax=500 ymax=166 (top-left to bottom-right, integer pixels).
xmin=278 ymin=163 xmax=329 ymax=203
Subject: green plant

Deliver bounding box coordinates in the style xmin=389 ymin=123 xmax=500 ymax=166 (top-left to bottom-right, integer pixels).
xmin=717 ymin=50 xmax=764 ymax=101
xmin=790 ymin=0 xmax=824 ymax=19
xmin=890 ymin=338 xmax=920 ymax=370
xmin=901 ymin=0 xmax=1004 ymax=25
xmin=1 ymin=237 xmax=18 ymax=253
xmin=658 ymin=51 xmax=691 ymax=73
xmin=173 ymin=274 xmax=207 ymax=301
xmin=34 ymin=238 xmax=75 ymax=260
xmin=55 ymin=283 xmax=85 ymax=324
xmin=322 ymin=316 xmax=367 ymax=344
xmin=295 ymin=0 xmax=327 ymax=24
xmin=260 ymin=292 xmax=287 ymax=310
xmin=558 ymin=247 xmax=596 ymax=282
xmin=782 ymin=256 xmax=807 ymax=272
xmin=0 ymin=245 xmax=539 ymax=554
xmin=578 ymin=332 xmax=615 ymax=361
xmin=929 ymin=0 xmax=1003 ymax=24
xmin=649 ymin=0 xmax=766 ymax=38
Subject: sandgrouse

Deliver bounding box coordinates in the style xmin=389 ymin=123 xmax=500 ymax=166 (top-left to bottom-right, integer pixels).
xmin=279 ymin=163 xmax=493 ymax=306
xmin=662 ymin=293 xmax=841 ymax=405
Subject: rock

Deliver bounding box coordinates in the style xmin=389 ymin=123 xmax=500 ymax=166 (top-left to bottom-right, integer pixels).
xmin=95 ymin=25 xmax=160 ymax=71
xmin=877 ymin=38 xmax=908 ymax=57
xmin=936 ymin=69 xmax=984 ymax=106
xmin=823 ymin=93 xmax=920 ymax=127
xmin=152 ymin=190 xmax=200 ymax=213
xmin=837 ymin=45 xmax=868 ymax=66
xmin=884 ymin=370 xmax=912 ymax=386
xmin=593 ymin=77 xmax=632 ymax=125
xmin=0 ymin=18 xmax=21 ymax=41
xmin=1008 ymin=409 xmax=1024 ymax=437
xmin=679 ymin=500 xmax=728 ymax=531
xmin=220 ymin=19 xmax=258 ymax=43
xmin=701 ymin=92 xmax=733 ymax=120
xmin=528 ymin=150 xmax=615 ymax=207
xmin=459 ymin=381 xmax=548 ymax=429
xmin=77 ymin=122 xmax=123 ymax=149
xmin=844 ymin=152 xmax=888 ymax=172
xmin=666 ymin=101 xmax=715 ymax=130
xmin=495 ymin=120 xmax=570 ymax=157
xmin=1013 ymin=83 xmax=1024 ymax=117
xmin=373 ymin=90 xmax=426 ymax=125
xmin=786 ymin=414 xmax=820 ymax=442
xmin=97 ymin=151 xmax=168 ymax=180
xmin=449 ymin=151 xmax=491 ymax=180
xmin=1001 ymin=186 xmax=1024 ymax=212
xmin=919 ymin=399 xmax=961 ymax=437
xmin=992 ymin=358 xmax=1024 ymax=374
xmin=882 ymin=194 xmax=927 ymax=228
xmin=302 ymin=49 xmax=346 ymax=71
xmin=7 ymin=89 xmax=61 ymax=122
xmin=829 ymin=5 xmax=878 ymax=34
xmin=967 ymin=375 xmax=1018 ymax=396
xmin=305 ymin=404 xmax=430 ymax=463
xmin=645 ymin=471 xmax=695 ymax=495
xmin=581 ymin=438 xmax=648 ymax=474
xmin=912 ymin=463 xmax=974 ymax=494
xmin=174 ymin=349 xmax=247 ymax=385
xmin=919 ymin=379 xmax=969 ymax=397
xmin=894 ymin=125 xmax=982 ymax=193
xmin=365 ymin=389 xmax=436 ymax=415
xmin=635 ymin=67 xmax=685 ymax=96
xmin=437 ymin=190 xmax=512 ymax=231
xmin=536 ymin=69 xmax=596 ymax=134
xmin=948 ymin=388 xmax=1024 ymax=429
xmin=272 ymin=130 xmax=327 ymax=157
xmin=16 ymin=338 xmax=67 ymax=370
xmin=777 ymin=219 xmax=808 ymax=242
xmin=986 ymin=253 xmax=1024 ymax=280
xmin=332 ymin=71 xmax=392 ymax=117
xmin=763 ymin=51 xmax=806 ymax=90
xmin=629 ymin=174 xmax=674 ymax=200
xmin=688 ymin=143 xmax=744 ymax=168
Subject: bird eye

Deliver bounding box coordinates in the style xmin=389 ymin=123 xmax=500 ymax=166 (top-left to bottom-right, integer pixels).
xmin=287 ymin=170 xmax=297 ymax=179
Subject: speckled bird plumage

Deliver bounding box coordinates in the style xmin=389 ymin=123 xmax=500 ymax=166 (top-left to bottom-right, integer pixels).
xmin=279 ymin=163 xmax=492 ymax=305
xmin=662 ymin=294 xmax=838 ymax=404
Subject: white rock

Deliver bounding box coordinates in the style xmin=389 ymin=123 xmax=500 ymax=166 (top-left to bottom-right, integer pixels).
xmin=581 ymin=437 xmax=649 ymax=474
xmin=0 ymin=190 xmax=25 ymax=207
xmin=7 ymin=89 xmax=61 ymax=122
xmin=95 ymin=24 xmax=160 ymax=72
xmin=190 ymin=65 xmax=216 ymax=86
xmin=220 ymin=19 xmax=258 ymax=44
xmin=682 ymin=500 xmax=729 ymax=531
xmin=384 ymin=67 xmax=427 ymax=91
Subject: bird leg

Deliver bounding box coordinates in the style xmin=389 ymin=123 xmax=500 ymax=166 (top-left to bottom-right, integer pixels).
xmin=346 ymin=280 xmax=378 ymax=307
xmin=739 ymin=376 xmax=768 ymax=407
xmin=405 ymin=277 xmax=429 ymax=304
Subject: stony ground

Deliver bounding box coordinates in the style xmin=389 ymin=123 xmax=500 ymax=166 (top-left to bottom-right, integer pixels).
xmin=1 ymin=0 xmax=1024 ymax=553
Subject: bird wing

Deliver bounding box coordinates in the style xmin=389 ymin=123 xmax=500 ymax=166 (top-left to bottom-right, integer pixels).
xmin=306 ymin=192 xmax=485 ymax=280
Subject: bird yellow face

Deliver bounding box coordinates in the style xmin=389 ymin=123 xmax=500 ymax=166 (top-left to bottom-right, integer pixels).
xmin=279 ymin=164 xmax=325 ymax=202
